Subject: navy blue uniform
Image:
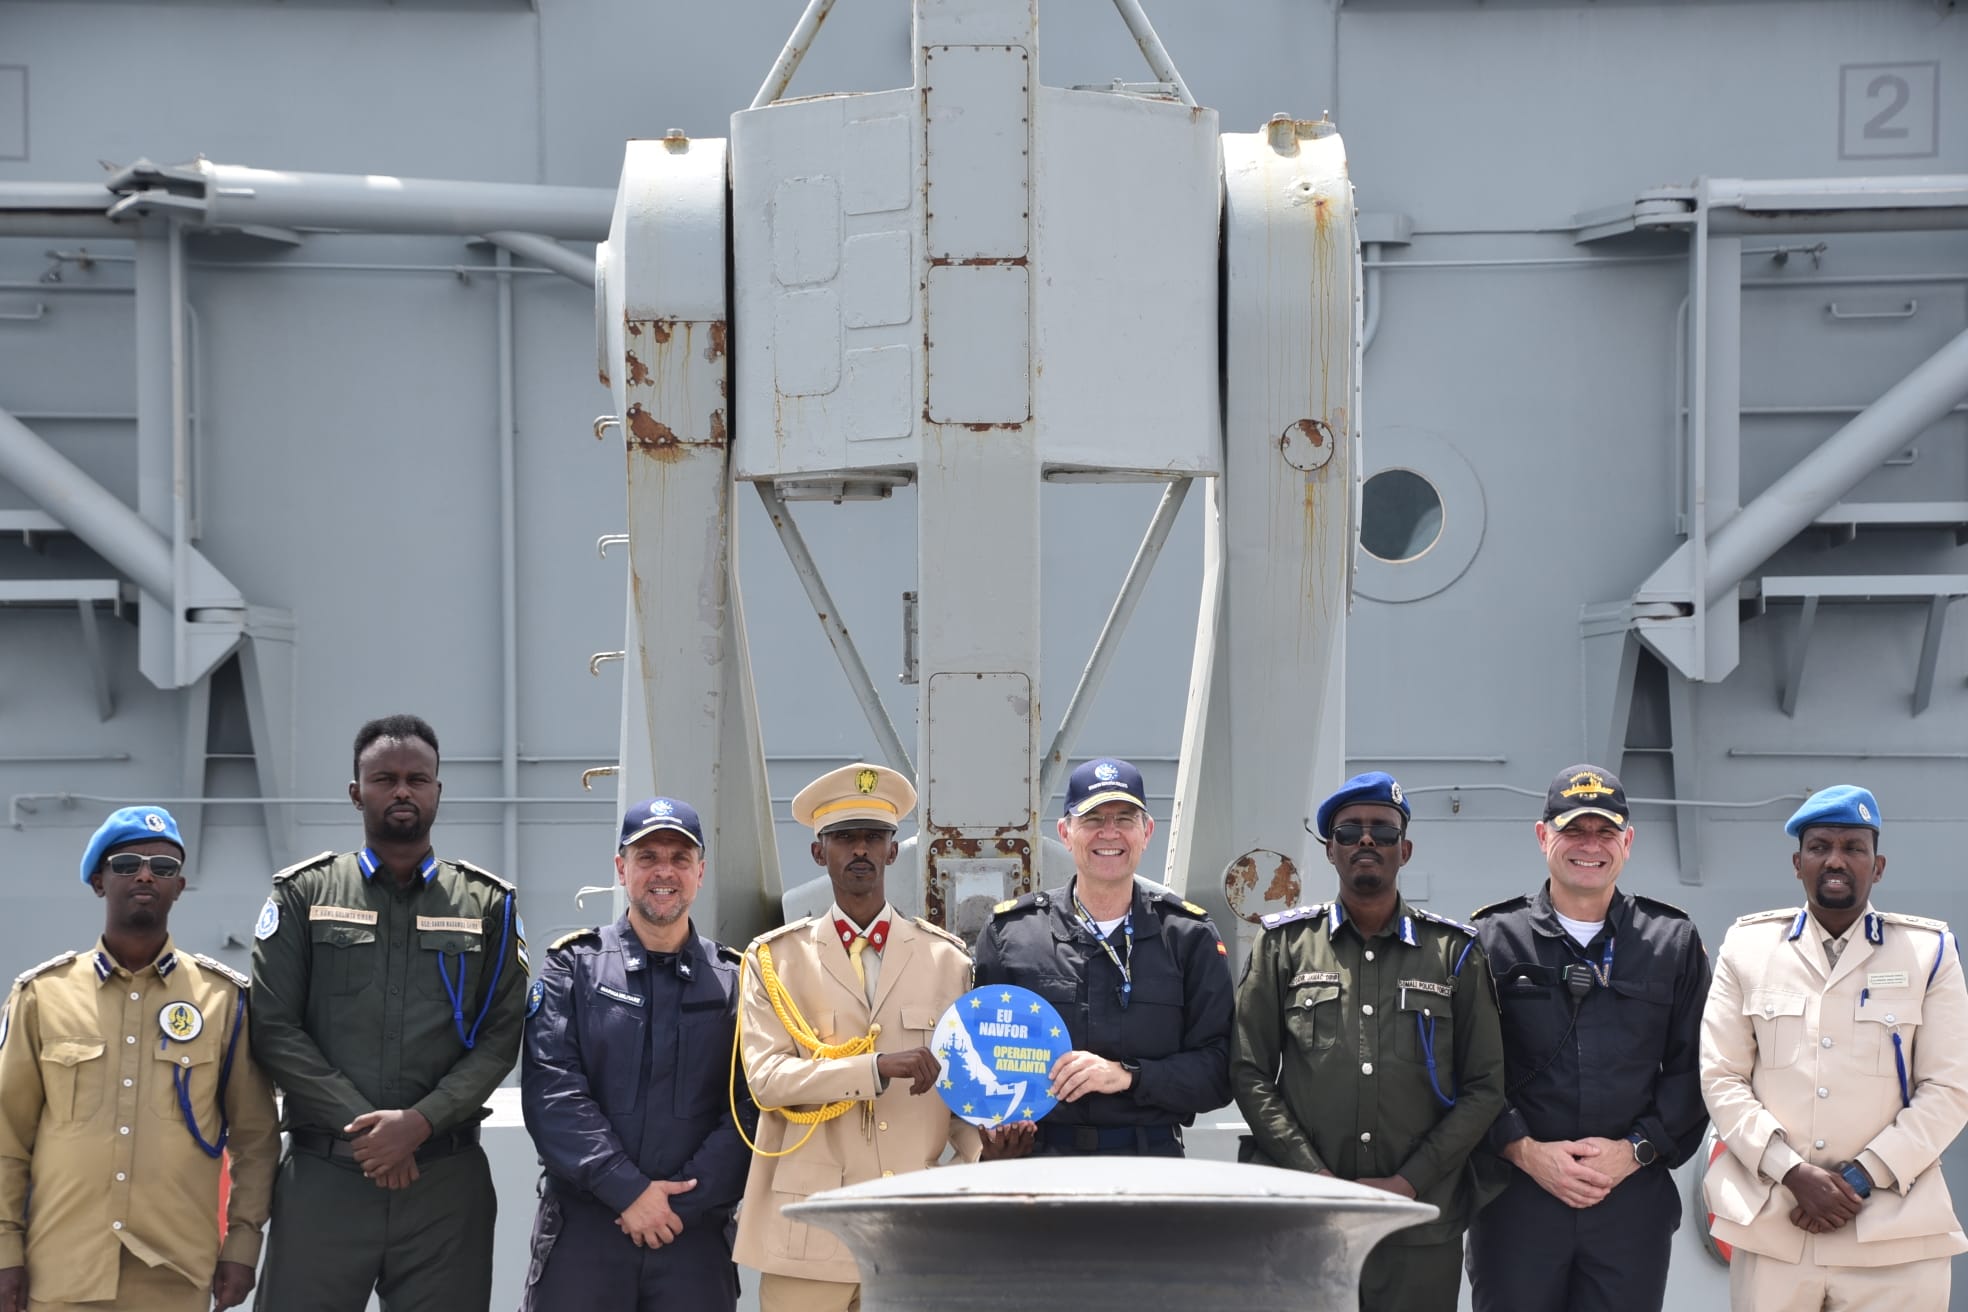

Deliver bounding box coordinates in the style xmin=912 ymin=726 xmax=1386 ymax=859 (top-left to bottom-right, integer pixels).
xmin=974 ymin=879 xmax=1234 ymax=1154
xmin=1467 ymin=884 xmax=1710 ymax=1312
xmin=518 ymin=916 xmax=756 ymax=1311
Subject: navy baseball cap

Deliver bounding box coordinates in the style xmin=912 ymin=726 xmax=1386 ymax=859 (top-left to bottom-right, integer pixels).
xmin=1314 ymin=772 xmax=1411 ymax=842
xmin=1785 ymin=785 xmax=1880 ymax=838
xmin=1064 ymin=758 xmax=1148 ymax=817
xmin=1544 ymin=765 xmax=1629 ymax=831
xmin=80 ymin=805 xmax=184 ymax=885
xmin=619 ymin=797 xmax=704 ymax=850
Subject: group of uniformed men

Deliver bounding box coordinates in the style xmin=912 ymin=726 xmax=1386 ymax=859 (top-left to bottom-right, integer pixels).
xmin=0 ymin=710 xmax=1961 ymax=1312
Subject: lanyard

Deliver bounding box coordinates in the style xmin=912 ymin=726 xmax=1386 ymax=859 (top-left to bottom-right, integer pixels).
xmin=1073 ymin=891 xmax=1134 ymax=1010
xmin=1584 ymin=933 xmax=1615 ymax=987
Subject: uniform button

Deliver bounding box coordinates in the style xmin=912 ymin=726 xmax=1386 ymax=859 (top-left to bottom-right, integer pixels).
xmin=1361 ymin=1004 xmax=1374 ymax=1016
xmin=129 ymin=992 xmax=140 ymax=1001
xmin=112 ymin=1221 xmax=122 ymax=1230
xmin=1814 ymin=1140 xmax=1826 ymax=1150
xmin=123 ymin=1078 xmax=133 ymax=1088
xmin=882 ymin=1170 xmax=895 ymax=1178
xmin=1764 ymin=1003 xmax=1775 ymax=1016
xmin=1364 ymin=951 xmax=1376 ymax=962
xmin=125 ymin=1036 xmax=136 ymax=1045
xmin=115 ymin=1172 xmax=126 ymax=1181
xmin=119 ymin=1126 xmax=129 ymax=1135
xmin=1886 ymin=1014 xmax=1897 ymax=1024
xmin=878 ymin=1121 xmax=889 ymax=1131
xmin=180 ymin=1057 xmax=190 ymax=1067
xmin=1817 ymin=1088 xmax=1829 ymax=1098
xmin=1822 ymin=1037 xmax=1833 ymax=1048
xmin=1362 ymin=1062 xmax=1373 ymax=1075
xmin=1360 ymin=1132 xmax=1372 ymax=1143
xmin=390 ymin=987 xmax=400 ymax=996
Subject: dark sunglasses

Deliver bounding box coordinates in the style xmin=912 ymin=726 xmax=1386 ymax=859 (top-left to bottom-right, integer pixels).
xmin=104 ymin=853 xmax=184 ymax=879
xmin=1331 ymin=821 xmax=1405 ymax=847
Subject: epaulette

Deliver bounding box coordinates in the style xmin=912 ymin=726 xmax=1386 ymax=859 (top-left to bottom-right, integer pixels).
xmin=13 ymin=951 xmax=76 ymax=987
xmin=753 ymin=916 xmax=815 ymax=946
xmin=1471 ymin=895 xmax=1530 ymax=921
xmin=716 ymin=943 xmax=743 ymax=966
xmin=272 ymin=851 xmax=335 ymax=883
xmin=1882 ymin=911 xmax=1950 ymax=935
xmin=912 ymin=916 xmax=966 ymax=948
xmin=1259 ymin=903 xmax=1329 ymax=931
xmin=549 ymin=928 xmax=600 ymax=952
xmin=992 ymin=892 xmax=1049 ymax=916
xmin=1156 ymin=891 xmax=1211 ymax=919
xmin=452 ymin=858 xmax=518 ymax=894
xmin=1633 ymin=894 xmax=1691 ymax=920
xmin=1413 ymin=907 xmax=1478 ymax=937
xmin=191 ymin=953 xmax=250 ymax=990
xmin=1734 ymin=908 xmax=1799 ymax=926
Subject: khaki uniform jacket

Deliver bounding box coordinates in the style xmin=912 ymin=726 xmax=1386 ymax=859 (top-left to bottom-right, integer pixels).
xmin=0 ymin=938 xmax=279 ymax=1303
xmin=1702 ymin=904 xmax=1968 ymax=1266
xmin=732 ymin=911 xmax=981 ymax=1284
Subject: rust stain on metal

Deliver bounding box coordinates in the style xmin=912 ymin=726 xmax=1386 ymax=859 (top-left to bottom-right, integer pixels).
xmin=1281 ymin=419 xmax=1335 ymax=472
xmin=650 ymin=319 xmax=674 ymax=344
xmin=625 ymin=351 xmax=651 ymax=387
xmin=626 ymin=404 xmax=683 ymax=459
xmin=627 ymin=322 xmax=642 ymax=338
xmin=597 ymin=368 xmax=611 ymax=387
xmin=927 ymin=256 xmax=1029 ymax=268
xmin=1265 ymin=856 xmax=1300 ymax=904
xmin=709 ymin=408 xmax=727 ymax=447
xmin=1226 ymin=855 xmax=1257 ymax=897
xmin=705 ymin=320 xmax=728 ymax=362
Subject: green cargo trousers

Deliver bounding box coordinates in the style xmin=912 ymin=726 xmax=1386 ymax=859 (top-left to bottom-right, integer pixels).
xmin=253 ymin=1142 xmax=496 ymax=1312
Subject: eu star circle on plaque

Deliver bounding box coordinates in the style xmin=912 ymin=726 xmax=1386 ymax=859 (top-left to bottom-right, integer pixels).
xmin=933 ymin=985 xmax=1072 ymax=1128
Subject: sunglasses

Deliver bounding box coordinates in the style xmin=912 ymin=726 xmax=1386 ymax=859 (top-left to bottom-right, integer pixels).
xmin=104 ymin=853 xmax=184 ymax=879
xmin=1331 ymin=821 xmax=1405 ymax=847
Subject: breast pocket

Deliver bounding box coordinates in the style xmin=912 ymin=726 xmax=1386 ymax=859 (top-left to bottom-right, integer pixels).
xmin=1746 ymin=989 xmax=1809 ymax=1069
xmin=415 ymin=928 xmax=485 ymax=1002
xmin=1854 ymin=992 xmax=1922 ymax=1078
xmin=39 ymin=1036 xmax=107 ymax=1124
xmin=1285 ymin=984 xmax=1342 ymax=1052
xmin=148 ymin=1031 xmax=221 ymax=1132
xmin=1607 ymin=976 xmax=1673 ymax=1065
xmin=674 ymin=999 xmax=731 ymax=1119
xmin=309 ymin=922 xmax=380 ymax=997
xmin=1395 ymin=986 xmax=1454 ymax=1066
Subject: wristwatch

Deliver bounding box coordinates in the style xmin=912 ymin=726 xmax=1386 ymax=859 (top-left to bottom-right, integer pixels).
xmin=1120 ymin=1060 xmax=1141 ymax=1088
xmin=1838 ymin=1161 xmax=1874 ymax=1200
xmin=1627 ymin=1133 xmax=1659 ymax=1167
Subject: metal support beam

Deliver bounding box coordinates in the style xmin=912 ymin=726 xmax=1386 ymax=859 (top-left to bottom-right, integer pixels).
xmin=751 ymin=0 xmax=839 ymax=110
xmin=1667 ymin=672 xmax=1702 ymax=884
xmin=74 ymin=599 xmax=113 ymax=721
xmin=483 ymin=231 xmax=596 ymax=288
xmin=1039 ymin=477 xmax=1191 ymax=808
xmin=0 ymin=406 xmax=178 ymax=602
xmin=755 ymin=483 xmax=915 ymax=781
xmin=1109 ymin=0 xmax=1198 ymax=107
xmin=1780 ymin=595 xmax=1818 ymax=718
xmin=495 ymin=250 xmax=521 ymax=880
xmin=1913 ymin=596 xmax=1951 ymax=717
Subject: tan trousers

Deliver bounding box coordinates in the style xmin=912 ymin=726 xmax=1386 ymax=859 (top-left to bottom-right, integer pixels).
xmin=757 ymin=1271 xmax=861 ymax=1312
xmin=29 ymin=1244 xmax=208 ymax=1312
xmin=1729 ymin=1249 xmax=1951 ymax=1312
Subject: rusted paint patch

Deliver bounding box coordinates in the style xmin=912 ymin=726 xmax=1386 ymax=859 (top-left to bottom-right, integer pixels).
xmin=705 ymin=320 xmax=728 ymax=362
xmin=650 ymin=319 xmax=674 ymax=344
xmin=927 ymin=256 xmax=1029 ymax=268
xmin=626 ymin=404 xmax=683 ymax=458
xmin=627 ymin=322 xmax=642 ymax=338
xmin=625 ymin=351 xmax=651 ymax=387
xmin=1223 ymin=848 xmax=1302 ymax=924
xmin=1265 ymin=856 xmax=1299 ymax=904
xmin=598 ymin=368 xmax=611 ymax=387
xmin=1281 ymin=419 xmax=1335 ymax=472
xmin=709 ymin=408 xmax=727 ymax=447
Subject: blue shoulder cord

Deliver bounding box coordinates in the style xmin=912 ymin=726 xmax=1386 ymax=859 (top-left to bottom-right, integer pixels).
xmin=1886 ymin=929 xmax=1956 ymax=1110
xmin=436 ymin=892 xmax=515 ymax=1050
xmin=1417 ymin=936 xmax=1481 ymax=1109
xmin=174 ymin=994 xmax=247 ymax=1159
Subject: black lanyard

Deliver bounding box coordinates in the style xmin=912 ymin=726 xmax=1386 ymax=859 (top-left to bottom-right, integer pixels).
xmin=1072 ymin=892 xmax=1134 ymax=1010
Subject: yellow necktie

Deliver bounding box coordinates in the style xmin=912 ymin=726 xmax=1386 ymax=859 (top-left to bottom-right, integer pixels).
xmin=848 ymin=935 xmax=869 ymax=991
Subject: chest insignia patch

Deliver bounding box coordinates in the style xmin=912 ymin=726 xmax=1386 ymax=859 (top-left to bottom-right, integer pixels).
xmin=1867 ymin=971 xmax=1910 ymax=989
xmin=309 ymin=906 xmax=380 ymax=926
xmin=159 ymin=1000 xmax=203 ymax=1042
xmin=598 ymin=985 xmax=645 ymax=1008
xmin=416 ymin=916 xmax=482 ymax=934
xmin=527 ymin=977 xmax=545 ymax=1019
xmin=1291 ymin=972 xmax=1341 ymax=987
xmin=255 ymin=897 xmax=280 ymax=940
xmin=1400 ymin=979 xmax=1453 ymax=998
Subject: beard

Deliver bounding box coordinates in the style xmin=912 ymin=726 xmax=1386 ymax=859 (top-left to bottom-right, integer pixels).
xmin=636 ymin=891 xmax=687 ymax=927
xmin=1815 ymin=877 xmax=1858 ymax=908
xmin=1345 ymin=866 xmax=1388 ymax=895
xmin=375 ymin=807 xmax=429 ymax=843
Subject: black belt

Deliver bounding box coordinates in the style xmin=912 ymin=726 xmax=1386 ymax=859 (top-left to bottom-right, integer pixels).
xmin=1036 ymin=1123 xmax=1180 ymax=1153
xmin=289 ymin=1123 xmax=481 ymax=1166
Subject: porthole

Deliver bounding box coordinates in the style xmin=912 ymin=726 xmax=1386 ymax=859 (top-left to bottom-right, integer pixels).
xmin=1353 ymin=428 xmax=1486 ymax=604
xmin=1360 ymin=468 xmax=1443 ymax=563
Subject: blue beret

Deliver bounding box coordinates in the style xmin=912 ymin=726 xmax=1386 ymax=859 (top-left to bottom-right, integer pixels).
xmin=1785 ymin=785 xmax=1881 ymax=838
xmin=80 ymin=806 xmax=184 ymax=885
xmin=1314 ymin=772 xmax=1411 ymax=842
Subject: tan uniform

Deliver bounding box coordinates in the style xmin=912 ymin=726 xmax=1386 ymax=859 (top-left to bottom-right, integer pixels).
xmin=0 ymin=938 xmax=279 ymax=1307
xmin=1702 ymin=904 xmax=1968 ymax=1304
xmin=733 ymin=908 xmax=981 ymax=1289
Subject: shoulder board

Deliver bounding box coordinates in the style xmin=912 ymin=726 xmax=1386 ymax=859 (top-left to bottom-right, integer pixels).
xmin=190 ymin=953 xmax=250 ymax=990
xmin=753 ymin=916 xmax=816 ymax=946
xmin=1155 ymin=891 xmax=1210 ymax=919
xmin=549 ymin=928 xmax=600 ymax=952
xmin=1881 ymin=911 xmax=1950 ymax=934
xmin=993 ymin=892 xmax=1048 ymax=917
xmin=1471 ymin=895 xmax=1529 ymax=921
xmin=716 ymin=943 xmax=743 ymax=966
xmin=1259 ymin=903 xmax=1328 ymax=931
xmin=912 ymin=916 xmax=967 ymax=948
xmin=272 ymin=851 xmax=336 ymax=883
xmin=1632 ymin=894 xmax=1691 ymax=920
xmin=13 ymin=951 xmax=77 ymax=987
xmin=1413 ymin=907 xmax=1478 ymax=937
xmin=1733 ymin=908 xmax=1801 ymax=926
xmin=451 ymin=859 xmax=517 ymax=894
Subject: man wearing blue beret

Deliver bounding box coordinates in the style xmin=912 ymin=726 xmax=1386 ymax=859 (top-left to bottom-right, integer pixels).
xmin=1701 ymin=785 xmax=1968 ymax=1311
xmin=0 ymin=806 xmax=278 ymax=1312
xmin=1233 ymin=771 xmax=1506 ymax=1311
xmin=1467 ymin=765 xmax=1712 ymax=1312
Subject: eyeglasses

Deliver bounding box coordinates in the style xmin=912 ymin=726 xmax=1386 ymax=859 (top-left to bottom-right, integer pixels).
xmin=104 ymin=853 xmax=184 ymax=879
xmin=1331 ymin=821 xmax=1405 ymax=847
xmin=1072 ymin=809 xmax=1145 ymax=832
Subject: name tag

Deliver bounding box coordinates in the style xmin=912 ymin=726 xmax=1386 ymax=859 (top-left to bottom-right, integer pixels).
xmin=416 ymin=916 xmax=482 ymax=934
xmin=598 ymin=985 xmax=645 ymax=1007
xmin=1291 ymin=972 xmax=1341 ymax=987
xmin=1867 ymin=971 xmax=1910 ymax=989
xmin=1399 ymin=979 xmax=1452 ymax=998
xmin=309 ymin=906 xmax=379 ymax=926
